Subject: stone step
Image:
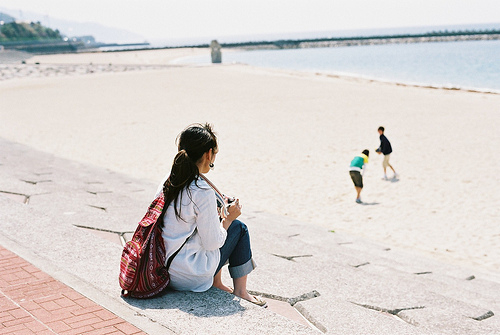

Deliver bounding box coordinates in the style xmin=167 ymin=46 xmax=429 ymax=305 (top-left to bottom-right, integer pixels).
xmin=1 ymin=137 xmax=499 ymax=334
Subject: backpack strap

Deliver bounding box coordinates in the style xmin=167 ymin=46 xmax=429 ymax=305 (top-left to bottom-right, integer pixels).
xmin=140 ymin=193 xmax=166 ymax=250
xmin=165 ymin=229 xmax=195 ymax=269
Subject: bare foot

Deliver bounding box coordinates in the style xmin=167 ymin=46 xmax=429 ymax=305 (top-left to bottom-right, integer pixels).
xmin=212 ymin=283 xmax=233 ymax=294
xmin=233 ymin=291 xmax=267 ymax=307
xmin=233 ymin=290 xmax=258 ymax=303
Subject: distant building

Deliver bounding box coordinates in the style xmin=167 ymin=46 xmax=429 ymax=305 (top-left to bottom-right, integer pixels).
xmin=72 ymin=35 xmax=97 ymax=45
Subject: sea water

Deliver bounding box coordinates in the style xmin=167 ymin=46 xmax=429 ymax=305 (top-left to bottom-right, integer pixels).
xmin=177 ymin=40 xmax=500 ymax=93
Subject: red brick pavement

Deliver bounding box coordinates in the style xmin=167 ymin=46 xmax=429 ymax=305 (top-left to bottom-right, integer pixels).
xmin=0 ymin=246 xmax=146 ymax=335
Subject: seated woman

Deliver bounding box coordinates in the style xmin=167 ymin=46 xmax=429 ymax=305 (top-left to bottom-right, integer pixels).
xmin=157 ymin=123 xmax=265 ymax=306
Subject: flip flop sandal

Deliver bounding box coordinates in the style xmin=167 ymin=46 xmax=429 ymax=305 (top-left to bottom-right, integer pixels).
xmin=250 ymin=296 xmax=267 ymax=308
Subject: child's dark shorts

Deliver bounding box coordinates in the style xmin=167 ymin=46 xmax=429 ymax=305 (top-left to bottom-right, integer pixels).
xmin=349 ymin=171 xmax=363 ymax=188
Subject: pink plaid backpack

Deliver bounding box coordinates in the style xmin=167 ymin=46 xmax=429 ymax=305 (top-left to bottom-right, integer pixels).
xmin=119 ymin=192 xmax=189 ymax=298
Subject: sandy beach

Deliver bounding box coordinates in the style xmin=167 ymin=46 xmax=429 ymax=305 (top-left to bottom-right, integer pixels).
xmin=1 ymin=48 xmax=499 ymax=274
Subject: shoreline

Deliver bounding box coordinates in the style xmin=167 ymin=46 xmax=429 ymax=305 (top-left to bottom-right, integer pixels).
xmin=3 ymin=39 xmax=500 ymax=94
xmin=173 ymin=42 xmax=500 ymax=95
xmin=2 ymin=65 xmax=497 ymax=96
xmin=255 ymin=64 xmax=500 ymax=95
xmin=2 ymin=50 xmax=499 ymax=96
xmin=319 ymin=70 xmax=500 ymax=95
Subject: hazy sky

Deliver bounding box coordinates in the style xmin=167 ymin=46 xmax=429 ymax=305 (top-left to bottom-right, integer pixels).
xmin=1 ymin=0 xmax=499 ymax=41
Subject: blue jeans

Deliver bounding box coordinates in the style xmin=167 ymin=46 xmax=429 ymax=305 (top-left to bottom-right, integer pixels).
xmin=215 ymin=220 xmax=256 ymax=278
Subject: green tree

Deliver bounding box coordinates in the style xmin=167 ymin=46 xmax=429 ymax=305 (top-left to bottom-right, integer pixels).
xmin=0 ymin=21 xmax=62 ymax=42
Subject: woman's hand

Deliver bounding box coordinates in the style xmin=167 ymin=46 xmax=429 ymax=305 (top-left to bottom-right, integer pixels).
xmin=222 ymin=199 xmax=242 ymax=230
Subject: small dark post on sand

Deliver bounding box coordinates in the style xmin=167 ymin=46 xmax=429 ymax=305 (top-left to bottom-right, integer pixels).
xmin=210 ymin=40 xmax=222 ymax=64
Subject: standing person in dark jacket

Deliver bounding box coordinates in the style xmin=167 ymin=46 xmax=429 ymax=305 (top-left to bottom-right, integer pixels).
xmin=376 ymin=126 xmax=397 ymax=180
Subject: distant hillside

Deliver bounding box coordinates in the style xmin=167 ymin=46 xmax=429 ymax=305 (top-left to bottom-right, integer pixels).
xmin=0 ymin=7 xmax=146 ymax=44
xmin=0 ymin=21 xmax=62 ymax=42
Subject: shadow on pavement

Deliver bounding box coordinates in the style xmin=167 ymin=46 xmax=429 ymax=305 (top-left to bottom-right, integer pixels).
xmin=123 ymin=288 xmax=245 ymax=317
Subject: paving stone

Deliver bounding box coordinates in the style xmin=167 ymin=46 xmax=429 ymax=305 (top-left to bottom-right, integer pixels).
xmin=296 ymin=295 xmax=432 ymax=335
xmin=0 ymin=246 xmax=146 ymax=335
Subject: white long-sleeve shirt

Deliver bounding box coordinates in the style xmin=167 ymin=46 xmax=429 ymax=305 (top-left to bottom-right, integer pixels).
xmin=158 ymin=177 xmax=227 ymax=292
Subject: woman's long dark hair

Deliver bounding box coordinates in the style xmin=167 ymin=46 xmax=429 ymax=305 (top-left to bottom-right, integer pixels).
xmin=163 ymin=123 xmax=218 ymax=220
